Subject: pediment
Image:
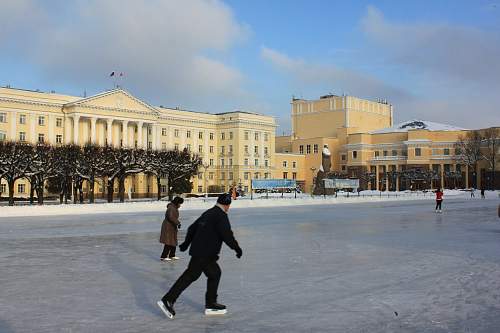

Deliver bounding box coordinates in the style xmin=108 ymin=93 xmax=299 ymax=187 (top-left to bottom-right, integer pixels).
xmin=64 ymin=89 xmax=158 ymax=115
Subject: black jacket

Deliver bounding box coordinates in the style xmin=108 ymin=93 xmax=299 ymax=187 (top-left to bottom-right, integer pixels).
xmin=181 ymin=205 xmax=240 ymax=258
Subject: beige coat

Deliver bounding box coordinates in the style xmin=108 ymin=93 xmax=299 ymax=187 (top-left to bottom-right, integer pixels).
xmin=159 ymin=203 xmax=180 ymax=246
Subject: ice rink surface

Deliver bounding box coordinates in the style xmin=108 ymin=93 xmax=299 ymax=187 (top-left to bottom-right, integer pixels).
xmin=1 ymin=198 xmax=500 ymax=332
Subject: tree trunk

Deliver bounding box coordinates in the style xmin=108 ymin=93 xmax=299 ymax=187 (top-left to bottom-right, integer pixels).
xmin=29 ymin=176 xmax=35 ymax=205
xmin=157 ymin=176 xmax=161 ymax=201
xmin=8 ymin=179 xmax=15 ymax=206
xmin=73 ymin=182 xmax=78 ymax=204
xmin=89 ymin=177 xmax=95 ymax=203
xmin=59 ymin=192 xmax=63 ymax=204
xmin=107 ymin=178 xmax=114 ymax=203
xmin=36 ymin=184 xmax=44 ymax=205
xmin=79 ymin=187 xmax=84 ymax=204
xmin=118 ymin=175 xmax=125 ymax=203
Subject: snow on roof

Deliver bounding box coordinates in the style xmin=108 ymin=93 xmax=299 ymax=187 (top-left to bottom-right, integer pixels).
xmin=370 ymin=120 xmax=467 ymax=134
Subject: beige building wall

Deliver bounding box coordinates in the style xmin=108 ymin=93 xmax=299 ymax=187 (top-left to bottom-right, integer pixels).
xmin=0 ymin=87 xmax=276 ymax=199
xmin=273 ymin=153 xmax=306 ymax=189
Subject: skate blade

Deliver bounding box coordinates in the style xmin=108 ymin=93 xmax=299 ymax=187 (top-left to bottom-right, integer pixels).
xmin=157 ymin=301 xmax=174 ymax=319
xmin=205 ymin=309 xmax=227 ymax=316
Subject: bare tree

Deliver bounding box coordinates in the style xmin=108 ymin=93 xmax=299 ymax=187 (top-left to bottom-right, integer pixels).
xmin=481 ymin=127 xmax=499 ymax=189
xmin=78 ymin=144 xmax=105 ymax=203
xmin=28 ymin=143 xmax=57 ymax=204
xmin=164 ymin=149 xmax=202 ymax=200
xmin=455 ymin=130 xmax=482 ymax=188
xmin=52 ymin=144 xmax=80 ymax=204
xmin=0 ymin=141 xmax=35 ymax=206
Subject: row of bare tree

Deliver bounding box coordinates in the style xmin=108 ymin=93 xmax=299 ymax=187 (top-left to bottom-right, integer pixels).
xmin=0 ymin=141 xmax=201 ymax=206
xmin=454 ymin=128 xmax=499 ymax=188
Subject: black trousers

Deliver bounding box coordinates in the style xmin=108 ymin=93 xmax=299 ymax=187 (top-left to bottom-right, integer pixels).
xmin=163 ymin=256 xmax=221 ymax=305
xmin=161 ymin=245 xmax=176 ymax=258
xmin=435 ymin=200 xmax=442 ymax=210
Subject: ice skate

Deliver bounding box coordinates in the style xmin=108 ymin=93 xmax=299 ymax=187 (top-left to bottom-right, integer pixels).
xmin=157 ymin=299 xmax=175 ymax=319
xmin=170 ymin=256 xmax=180 ymax=260
xmin=161 ymin=257 xmax=172 ymax=261
xmin=205 ymin=302 xmax=227 ymax=315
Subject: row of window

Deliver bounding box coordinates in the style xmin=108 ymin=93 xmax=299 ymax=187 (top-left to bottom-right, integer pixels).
xmin=160 ymin=128 xmax=270 ymax=142
xmin=282 ymin=161 xmax=297 ymax=168
xmin=0 ymin=113 xmax=63 ymax=127
xmin=203 ymin=158 xmax=270 ymax=167
xmin=346 ymin=148 xmax=453 ymax=160
xmin=299 ymin=144 xmax=319 ymax=154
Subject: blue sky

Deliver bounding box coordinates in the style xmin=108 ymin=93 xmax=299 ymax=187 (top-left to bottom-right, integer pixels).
xmin=1 ymin=0 xmax=499 ymax=133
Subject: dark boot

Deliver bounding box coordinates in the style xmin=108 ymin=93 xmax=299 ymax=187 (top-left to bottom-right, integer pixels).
xmin=205 ymin=302 xmax=227 ymax=315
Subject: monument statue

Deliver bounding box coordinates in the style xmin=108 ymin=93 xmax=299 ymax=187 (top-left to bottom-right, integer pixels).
xmin=314 ymin=145 xmax=331 ymax=194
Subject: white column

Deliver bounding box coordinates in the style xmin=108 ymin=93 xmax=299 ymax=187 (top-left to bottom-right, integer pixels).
xmin=64 ymin=116 xmax=72 ymax=144
xmin=73 ymin=114 xmax=80 ymax=145
xmin=106 ymin=119 xmax=113 ymax=146
xmin=90 ymin=117 xmax=97 ymax=144
xmin=143 ymin=123 xmax=149 ymax=148
xmin=122 ymin=120 xmax=128 ymax=147
xmin=29 ymin=113 xmax=36 ymax=144
xmin=152 ymin=124 xmax=158 ymax=150
xmin=9 ymin=111 xmax=17 ymax=140
xmin=48 ymin=114 xmax=55 ymax=144
xmin=137 ymin=121 xmax=143 ymax=148
xmin=168 ymin=126 xmax=174 ymax=149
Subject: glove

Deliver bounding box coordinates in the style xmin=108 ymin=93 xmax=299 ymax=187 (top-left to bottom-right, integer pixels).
xmin=179 ymin=242 xmax=188 ymax=252
xmin=235 ymin=246 xmax=242 ymax=259
xmin=177 ymin=223 xmax=181 ymax=229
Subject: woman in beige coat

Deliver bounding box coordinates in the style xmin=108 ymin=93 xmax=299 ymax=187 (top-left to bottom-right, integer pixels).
xmin=160 ymin=196 xmax=184 ymax=261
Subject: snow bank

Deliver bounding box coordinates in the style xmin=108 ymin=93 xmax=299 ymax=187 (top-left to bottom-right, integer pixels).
xmin=0 ymin=189 xmax=482 ymax=218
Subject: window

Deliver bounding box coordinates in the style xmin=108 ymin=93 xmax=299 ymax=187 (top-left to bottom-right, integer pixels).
xmin=229 ymin=132 xmax=233 ymax=140
xmin=352 ymin=151 xmax=358 ymax=159
xmin=432 ymin=149 xmax=439 ymax=155
xmin=199 ymin=132 xmax=203 ymax=139
xmin=341 ymin=165 xmax=346 ymax=171
xmin=306 ymin=145 xmax=311 ymax=154
xmin=38 ymin=116 xmax=45 ymax=126
xmin=148 ymin=141 xmax=152 ymax=149
xmin=299 ymin=145 xmax=304 ymax=154
xmin=198 ymin=172 xmax=203 ymax=179
xmin=186 ymin=144 xmax=191 ymax=152
xmin=209 ymin=159 xmax=214 ymax=166
xmin=221 ymin=132 xmax=225 ymax=140
xmin=264 ymin=173 xmax=269 ymax=179
xmin=209 ymin=132 xmax=214 ymax=140
xmin=186 ymin=130 xmax=191 ymax=138
xmin=254 ymin=146 xmax=258 ymax=154
xmin=229 ymin=159 xmax=233 ymax=166
xmin=374 ymin=151 xmax=379 ymax=157
xmin=56 ymin=118 xmax=62 ymax=127
xmin=444 ymin=148 xmax=450 ymax=155
xmin=0 ymin=184 xmax=6 ymax=194
xmin=162 ymin=128 xmax=167 ymax=136
xmin=283 ymin=161 xmax=288 ymax=168
xmin=255 ymin=159 xmax=259 ymax=166
xmin=255 ymin=132 xmax=259 ymax=140
xmin=292 ymin=161 xmax=297 ymax=168
xmin=56 ymin=134 xmax=62 ymax=144
xmin=161 ymin=185 xmax=167 ymax=193
xmin=244 ymin=158 xmax=249 ymax=166
xmin=283 ymin=172 xmax=288 ymax=179
xmin=221 ymin=146 xmax=225 ymax=154
xmin=314 ymin=144 xmax=318 ymax=153
xmin=415 ymin=148 xmax=421 ymax=156
xmin=18 ymin=184 xmax=26 ymax=193
xmin=209 ymin=172 xmax=214 ymax=180
xmin=0 ymin=113 xmax=6 ymax=123
xmin=383 ymin=150 xmax=388 ymax=156
xmin=161 ymin=143 xmax=167 ymax=150
xmin=229 ymin=172 xmax=233 ymax=180
xmin=19 ymin=114 xmax=26 ymax=124
xmin=244 ymin=131 xmax=249 ymax=140
xmin=229 ymin=145 xmax=233 ymax=153
xmin=244 ymin=145 xmax=249 ymax=154
xmin=265 ymin=160 xmax=269 ymax=167
xmin=244 ymin=172 xmax=249 ymax=180
xmin=221 ymin=159 xmax=225 ymax=167
xmin=264 ymin=147 xmax=268 ymax=155
xmin=402 ymin=150 xmax=408 ymax=157
xmin=292 ymin=172 xmax=297 ymax=180
xmin=174 ymin=143 xmax=179 ymax=150
xmin=19 ymin=132 xmax=26 ymax=142
xmin=254 ymin=173 xmax=259 ymax=179
xmin=198 ymin=186 xmax=203 ymax=193
xmin=0 ymin=131 xmax=6 ymax=141
xmin=148 ymin=127 xmax=152 ymax=135
xmin=220 ymin=172 xmax=225 ymax=180
xmin=392 ymin=150 xmax=397 ymax=156
xmin=264 ymin=133 xmax=268 ymax=141
xmin=341 ymin=154 xmax=346 ymax=161
xmin=198 ymin=145 xmax=203 ymax=153
xmin=174 ymin=129 xmax=179 ymax=137
xmin=244 ymin=186 xmax=249 ymax=192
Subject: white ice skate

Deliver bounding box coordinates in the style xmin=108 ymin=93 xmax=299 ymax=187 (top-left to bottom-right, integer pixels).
xmin=157 ymin=300 xmax=175 ymax=319
xmin=205 ymin=303 xmax=227 ymax=316
xmin=171 ymin=256 xmax=180 ymax=260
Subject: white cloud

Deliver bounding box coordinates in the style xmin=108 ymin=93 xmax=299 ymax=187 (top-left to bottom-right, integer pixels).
xmin=0 ymin=0 xmax=249 ymax=110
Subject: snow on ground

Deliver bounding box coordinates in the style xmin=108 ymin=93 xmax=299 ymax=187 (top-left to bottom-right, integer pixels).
xmin=1 ymin=190 xmax=495 ymax=217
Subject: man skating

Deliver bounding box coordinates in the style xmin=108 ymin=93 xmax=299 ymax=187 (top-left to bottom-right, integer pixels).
xmin=435 ymin=188 xmax=443 ymax=213
xmin=157 ymin=193 xmax=243 ymax=319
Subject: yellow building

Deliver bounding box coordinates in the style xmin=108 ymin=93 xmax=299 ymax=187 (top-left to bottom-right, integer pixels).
xmin=273 ymin=153 xmax=306 ymax=191
xmin=0 ymin=87 xmax=276 ymax=198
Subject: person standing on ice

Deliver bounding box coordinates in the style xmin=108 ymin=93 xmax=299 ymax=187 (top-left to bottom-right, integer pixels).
xmin=435 ymin=188 xmax=443 ymax=213
xmin=159 ymin=196 xmax=184 ymax=261
xmin=157 ymin=193 xmax=242 ymax=319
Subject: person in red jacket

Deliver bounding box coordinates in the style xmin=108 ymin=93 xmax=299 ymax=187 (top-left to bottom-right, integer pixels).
xmin=435 ymin=188 xmax=443 ymax=213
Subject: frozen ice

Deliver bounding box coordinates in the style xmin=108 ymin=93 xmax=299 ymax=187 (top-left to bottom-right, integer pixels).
xmin=1 ymin=196 xmax=500 ymax=332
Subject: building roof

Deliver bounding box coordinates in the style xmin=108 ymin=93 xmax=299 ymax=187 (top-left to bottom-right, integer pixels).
xmin=370 ymin=120 xmax=467 ymax=134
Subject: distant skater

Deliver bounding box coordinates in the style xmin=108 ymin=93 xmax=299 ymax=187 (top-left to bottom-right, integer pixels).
xmin=470 ymin=188 xmax=475 ymax=198
xmin=159 ymin=196 xmax=184 ymax=261
xmin=480 ymin=187 xmax=485 ymax=199
xmin=435 ymin=188 xmax=443 ymax=213
xmin=157 ymin=193 xmax=243 ymax=319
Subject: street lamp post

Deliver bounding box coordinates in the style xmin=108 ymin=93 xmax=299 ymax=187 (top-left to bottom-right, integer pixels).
xmin=202 ymin=163 xmax=209 ymax=199
xmin=310 ymin=167 xmax=316 ymax=196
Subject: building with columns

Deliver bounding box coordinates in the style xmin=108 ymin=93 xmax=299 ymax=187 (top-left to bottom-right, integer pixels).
xmin=0 ymin=87 xmax=276 ymax=198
